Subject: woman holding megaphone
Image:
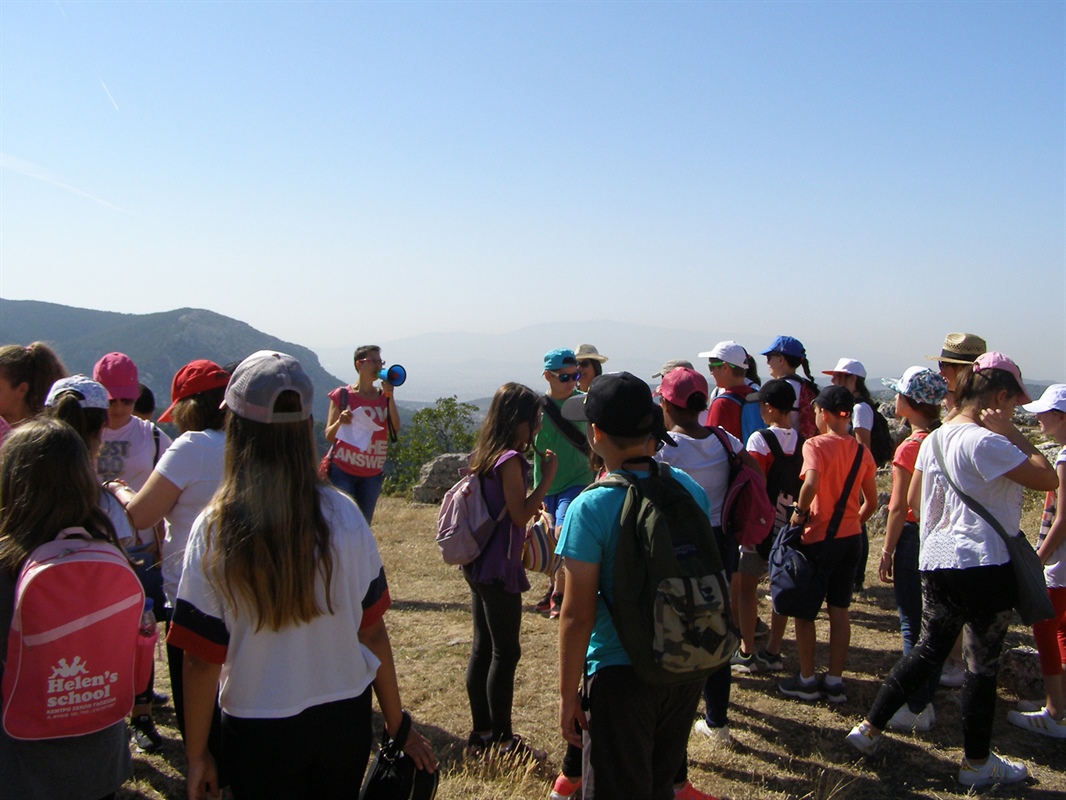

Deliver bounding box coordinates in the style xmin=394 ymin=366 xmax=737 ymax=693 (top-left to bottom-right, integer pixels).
xmin=324 ymin=345 xmax=403 ymax=524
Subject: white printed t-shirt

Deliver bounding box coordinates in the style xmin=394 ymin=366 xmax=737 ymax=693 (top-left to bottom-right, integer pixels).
xmin=156 ymin=429 xmax=225 ymax=608
xmin=168 ymin=487 xmax=390 ymax=718
xmin=914 ymin=423 xmax=1026 ymax=571
xmin=98 ymin=416 xmax=173 ymax=545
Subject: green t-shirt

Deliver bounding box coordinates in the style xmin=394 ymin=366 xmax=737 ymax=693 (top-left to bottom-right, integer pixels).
xmin=534 ymin=391 xmax=595 ymax=495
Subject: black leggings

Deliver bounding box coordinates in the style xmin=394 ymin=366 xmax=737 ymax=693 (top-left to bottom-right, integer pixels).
xmin=222 ymin=690 xmax=372 ymax=799
xmin=867 ymin=564 xmax=1015 ymax=760
xmin=465 ymin=577 xmax=522 ymax=739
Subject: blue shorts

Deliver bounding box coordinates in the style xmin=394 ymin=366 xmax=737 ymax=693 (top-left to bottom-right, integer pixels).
xmin=545 ymin=484 xmax=585 ymax=531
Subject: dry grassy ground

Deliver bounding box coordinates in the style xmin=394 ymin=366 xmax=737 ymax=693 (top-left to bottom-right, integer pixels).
xmin=119 ymin=488 xmax=1064 ymax=800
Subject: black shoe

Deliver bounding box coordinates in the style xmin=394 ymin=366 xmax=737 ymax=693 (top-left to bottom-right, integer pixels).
xmin=152 ymin=690 xmax=169 ymax=705
xmin=130 ymin=714 xmax=163 ymax=754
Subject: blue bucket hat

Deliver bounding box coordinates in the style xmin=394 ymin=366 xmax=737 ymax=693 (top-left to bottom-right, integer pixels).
xmin=759 ymin=335 xmax=805 ymax=358
xmin=544 ymin=348 xmax=577 ymax=371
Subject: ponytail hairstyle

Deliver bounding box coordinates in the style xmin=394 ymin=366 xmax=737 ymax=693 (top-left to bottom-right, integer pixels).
xmin=853 ymin=376 xmax=873 ymax=406
xmin=955 ymin=367 xmax=1027 ymax=411
xmin=744 ymin=354 xmax=761 ymax=387
xmin=0 ymin=343 xmax=68 ymax=421
xmin=44 ymin=392 xmax=109 ymax=454
xmin=782 ymin=353 xmax=819 ymax=390
xmin=0 ymin=419 xmax=117 ymax=575
xmin=468 ymin=383 xmax=541 ymax=476
xmin=204 ymin=390 xmax=333 ymax=632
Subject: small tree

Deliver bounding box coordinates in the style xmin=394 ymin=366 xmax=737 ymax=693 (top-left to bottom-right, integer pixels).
xmin=384 ymin=396 xmax=478 ymax=496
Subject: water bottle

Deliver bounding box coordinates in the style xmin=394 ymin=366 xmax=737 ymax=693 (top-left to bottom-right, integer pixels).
xmin=139 ymin=597 xmax=156 ymax=637
xmin=135 ymin=597 xmax=158 ymax=695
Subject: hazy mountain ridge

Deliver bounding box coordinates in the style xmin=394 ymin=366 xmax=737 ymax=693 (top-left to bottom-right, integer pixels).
xmin=0 ymin=299 xmax=346 ymax=420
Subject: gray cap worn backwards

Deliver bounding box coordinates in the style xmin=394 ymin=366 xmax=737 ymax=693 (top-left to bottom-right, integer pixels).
xmin=223 ymin=350 xmax=313 ymax=424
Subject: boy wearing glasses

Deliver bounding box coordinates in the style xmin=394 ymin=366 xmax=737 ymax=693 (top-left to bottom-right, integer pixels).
xmin=535 ymin=350 xmax=596 ymax=620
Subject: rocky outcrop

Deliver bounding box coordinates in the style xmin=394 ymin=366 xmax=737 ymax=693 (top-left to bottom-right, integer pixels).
xmin=999 ymin=645 xmax=1044 ymax=700
xmin=411 ymin=453 xmax=468 ymax=505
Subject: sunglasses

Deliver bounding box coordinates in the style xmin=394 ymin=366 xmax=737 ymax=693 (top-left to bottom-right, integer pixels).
xmin=552 ymin=371 xmax=581 ymax=383
xmin=577 ymin=360 xmax=596 ymax=369
xmin=108 ymin=398 xmax=135 ymax=406
xmin=707 ymin=360 xmax=726 ymax=369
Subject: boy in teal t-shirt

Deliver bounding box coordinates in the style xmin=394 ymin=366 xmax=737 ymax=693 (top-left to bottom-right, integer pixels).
xmin=555 ymin=372 xmax=717 ymax=800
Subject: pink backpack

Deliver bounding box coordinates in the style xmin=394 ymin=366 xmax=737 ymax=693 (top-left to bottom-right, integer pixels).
xmin=436 ymin=471 xmax=507 ymax=565
xmin=2 ymin=528 xmax=144 ymax=740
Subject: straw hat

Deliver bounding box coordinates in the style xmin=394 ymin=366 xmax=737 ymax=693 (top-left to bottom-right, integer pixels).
xmin=925 ymin=332 xmax=987 ymax=366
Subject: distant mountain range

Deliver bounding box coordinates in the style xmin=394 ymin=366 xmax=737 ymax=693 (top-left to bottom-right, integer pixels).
xmin=3 ymin=300 xmax=1050 ymax=418
xmin=0 ymin=299 xmax=346 ymax=421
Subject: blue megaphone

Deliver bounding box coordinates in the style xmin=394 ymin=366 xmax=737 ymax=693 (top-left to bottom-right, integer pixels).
xmin=378 ymin=364 xmax=407 ymax=387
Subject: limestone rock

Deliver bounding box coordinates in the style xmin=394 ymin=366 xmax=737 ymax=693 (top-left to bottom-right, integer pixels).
xmin=411 ymin=452 xmax=469 ymax=505
xmin=998 ymin=645 xmax=1044 ymax=700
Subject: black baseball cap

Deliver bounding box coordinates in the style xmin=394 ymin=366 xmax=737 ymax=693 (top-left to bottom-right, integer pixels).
xmin=758 ymin=379 xmax=795 ymax=412
xmin=813 ymin=385 xmax=855 ymax=415
xmin=562 ymin=372 xmax=675 ymax=446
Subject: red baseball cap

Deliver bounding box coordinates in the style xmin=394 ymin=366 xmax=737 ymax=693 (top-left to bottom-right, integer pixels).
xmin=158 ymin=360 xmax=231 ymax=423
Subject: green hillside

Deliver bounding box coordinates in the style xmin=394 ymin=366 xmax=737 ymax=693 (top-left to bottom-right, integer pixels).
xmin=0 ymin=299 xmax=345 ymax=421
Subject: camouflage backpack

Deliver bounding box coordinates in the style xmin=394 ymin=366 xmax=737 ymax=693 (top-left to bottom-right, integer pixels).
xmin=596 ymin=459 xmax=738 ymax=685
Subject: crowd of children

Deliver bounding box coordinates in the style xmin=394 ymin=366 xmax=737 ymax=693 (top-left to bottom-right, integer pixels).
xmin=0 ymin=331 xmax=1063 ymax=800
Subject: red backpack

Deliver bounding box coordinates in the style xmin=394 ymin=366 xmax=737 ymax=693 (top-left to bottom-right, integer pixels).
xmin=707 ymin=427 xmax=776 ymax=550
xmin=2 ymin=528 xmax=143 ymax=740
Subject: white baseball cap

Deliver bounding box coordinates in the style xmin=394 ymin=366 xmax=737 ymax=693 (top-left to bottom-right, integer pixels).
xmin=823 ymin=358 xmax=867 ymax=379
xmin=1022 ymin=384 xmax=1066 ymax=414
xmin=697 ymin=341 xmax=747 ymax=368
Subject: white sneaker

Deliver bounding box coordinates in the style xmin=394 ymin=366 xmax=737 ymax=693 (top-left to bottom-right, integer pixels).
xmin=886 ymin=705 xmax=919 ymax=731
xmin=939 ymin=662 xmax=964 ymax=688
xmin=1006 ymin=706 xmax=1066 ymax=739
xmin=845 ymin=722 xmax=882 ymax=756
xmin=693 ymin=719 xmax=732 ymax=746
xmin=958 ymin=752 xmax=1028 ymax=789
xmin=914 ymin=703 xmax=935 ymax=733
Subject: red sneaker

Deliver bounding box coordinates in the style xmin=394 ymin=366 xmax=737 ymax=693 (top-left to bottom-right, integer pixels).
xmin=674 ymin=781 xmax=720 ymax=800
xmin=550 ymin=772 xmax=582 ymax=799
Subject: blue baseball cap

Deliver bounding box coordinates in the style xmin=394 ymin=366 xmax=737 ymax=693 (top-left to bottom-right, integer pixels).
xmin=760 ymin=335 xmax=806 ymax=358
xmin=544 ymin=348 xmax=577 ymax=371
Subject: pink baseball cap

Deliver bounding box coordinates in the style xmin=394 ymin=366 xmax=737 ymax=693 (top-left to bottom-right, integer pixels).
xmin=972 ymin=352 xmax=1031 ymax=403
xmin=92 ymin=352 xmax=139 ymax=401
xmin=654 ymin=367 xmax=709 ymax=408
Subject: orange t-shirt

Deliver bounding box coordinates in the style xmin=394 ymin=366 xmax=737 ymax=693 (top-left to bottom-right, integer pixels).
xmin=800 ymin=434 xmax=876 ymax=544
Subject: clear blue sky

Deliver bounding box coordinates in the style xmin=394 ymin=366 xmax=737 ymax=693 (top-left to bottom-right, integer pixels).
xmin=2 ymin=1 xmax=1063 ymax=380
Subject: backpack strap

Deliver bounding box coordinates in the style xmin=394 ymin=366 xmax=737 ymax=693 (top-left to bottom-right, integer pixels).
xmin=824 ymin=443 xmax=866 ymax=542
xmin=540 ymin=395 xmax=591 ymax=456
xmin=323 ymin=387 xmax=351 ymax=466
xmin=760 ymin=428 xmax=784 ymax=461
xmin=706 ymin=425 xmax=740 ymax=471
xmin=151 ymin=425 xmax=161 ymax=467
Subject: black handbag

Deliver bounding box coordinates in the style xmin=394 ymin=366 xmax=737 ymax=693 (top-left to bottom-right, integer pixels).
xmin=359 ymin=711 xmax=439 ymax=800
xmin=769 ymin=443 xmax=865 ymax=620
xmin=930 ymin=435 xmax=1054 ymax=625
